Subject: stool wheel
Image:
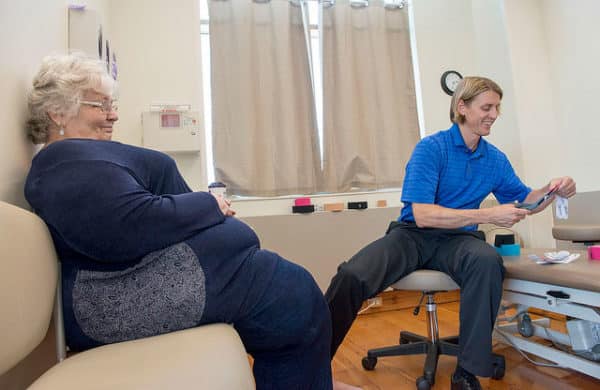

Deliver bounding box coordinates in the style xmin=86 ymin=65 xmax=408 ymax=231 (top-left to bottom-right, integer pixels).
xmin=416 ymin=376 xmax=431 ymax=390
xmin=491 ymin=354 xmax=506 ymax=379
xmin=361 ymin=356 xmax=377 ymax=371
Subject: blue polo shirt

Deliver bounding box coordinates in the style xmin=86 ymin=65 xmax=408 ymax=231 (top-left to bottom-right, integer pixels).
xmin=399 ymin=123 xmax=531 ymax=230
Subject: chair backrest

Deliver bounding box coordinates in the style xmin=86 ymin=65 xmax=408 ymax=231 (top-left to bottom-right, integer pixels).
xmin=0 ymin=201 xmax=58 ymax=374
xmin=552 ymin=190 xmax=600 ymax=244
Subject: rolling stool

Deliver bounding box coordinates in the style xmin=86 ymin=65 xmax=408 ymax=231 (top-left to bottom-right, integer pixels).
xmin=361 ymin=270 xmax=505 ymax=390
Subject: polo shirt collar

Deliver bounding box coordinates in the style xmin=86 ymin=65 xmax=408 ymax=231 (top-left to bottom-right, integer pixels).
xmin=449 ymin=123 xmax=487 ymax=158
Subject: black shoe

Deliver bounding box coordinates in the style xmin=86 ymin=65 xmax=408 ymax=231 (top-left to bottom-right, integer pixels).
xmin=451 ymin=366 xmax=482 ymax=390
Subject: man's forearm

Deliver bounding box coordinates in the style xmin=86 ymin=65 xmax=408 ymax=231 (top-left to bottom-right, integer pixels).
xmin=524 ymin=184 xmax=550 ymax=204
xmin=412 ymin=203 xmax=490 ymax=229
xmin=523 ymin=183 xmax=553 ymax=214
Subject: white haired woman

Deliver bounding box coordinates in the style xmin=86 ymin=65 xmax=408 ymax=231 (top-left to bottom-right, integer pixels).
xmin=25 ymin=53 xmax=332 ymax=389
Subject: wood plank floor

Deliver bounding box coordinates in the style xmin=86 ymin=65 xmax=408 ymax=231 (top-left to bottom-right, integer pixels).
xmin=332 ymin=302 xmax=600 ymax=389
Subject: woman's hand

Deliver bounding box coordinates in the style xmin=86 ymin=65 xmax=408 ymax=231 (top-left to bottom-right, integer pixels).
xmin=212 ymin=193 xmax=236 ymax=217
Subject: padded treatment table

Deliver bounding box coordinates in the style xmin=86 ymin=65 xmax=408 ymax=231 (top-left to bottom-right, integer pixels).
xmin=495 ymin=249 xmax=600 ymax=379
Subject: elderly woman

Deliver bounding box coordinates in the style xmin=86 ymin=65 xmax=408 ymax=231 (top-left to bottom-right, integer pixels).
xmin=25 ymin=53 xmax=332 ymax=389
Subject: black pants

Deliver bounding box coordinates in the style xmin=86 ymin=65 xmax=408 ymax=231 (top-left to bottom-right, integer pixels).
xmin=325 ymin=222 xmax=505 ymax=377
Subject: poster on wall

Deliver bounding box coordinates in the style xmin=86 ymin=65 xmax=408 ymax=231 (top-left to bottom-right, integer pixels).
xmin=98 ymin=24 xmax=103 ymax=58
xmin=111 ymin=52 xmax=118 ymax=80
xmin=105 ymin=39 xmax=110 ymax=72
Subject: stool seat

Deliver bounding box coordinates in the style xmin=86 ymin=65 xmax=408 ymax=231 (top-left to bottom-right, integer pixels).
xmin=391 ymin=270 xmax=459 ymax=292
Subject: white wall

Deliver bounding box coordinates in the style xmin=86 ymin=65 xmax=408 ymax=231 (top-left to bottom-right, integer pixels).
xmin=503 ymin=0 xmax=557 ymax=247
xmin=503 ymin=0 xmax=600 ymax=247
xmin=541 ymin=0 xmax=600 ymax=193
xmin=411 ymin=0 xmax=477 ymax=135
xmin=108 ymin=0 xmax=207 ymax=190
xmin=0 ymin=1 xmax=66 ymax=208
xmin=0 ymin=0 xmax=111 ymax=209
xmin=0 ymin=1 xmax=112 ymax=387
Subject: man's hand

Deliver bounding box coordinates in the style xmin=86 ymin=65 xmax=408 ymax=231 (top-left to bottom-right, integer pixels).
xmin=412 ymin=203 xmax=529 ymax=229
xmin=487 ymin=204 xmax=530 ymax=227
xmin=212 ymin=193 xmax=236 ymax=217
xmin=548 ymin=176 xmax=576 ymax=198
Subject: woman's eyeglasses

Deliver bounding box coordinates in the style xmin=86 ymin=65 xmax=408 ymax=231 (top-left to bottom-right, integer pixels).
xmin=80 ymin=100 xmax=118 ymax=113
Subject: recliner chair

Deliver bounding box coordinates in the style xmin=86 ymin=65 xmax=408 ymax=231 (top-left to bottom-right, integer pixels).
xmin=0 ymin=201 xmax=255 ymax=389
xmin=361 ymin=270 xmax=505 ymax=390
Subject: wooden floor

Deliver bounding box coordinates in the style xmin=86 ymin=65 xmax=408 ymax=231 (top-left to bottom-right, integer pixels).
xmin=332 ymin=302 xmax=600 ymax=389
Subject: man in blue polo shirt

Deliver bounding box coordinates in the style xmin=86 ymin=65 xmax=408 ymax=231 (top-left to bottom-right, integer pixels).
xmin=326 ymin=77 xmax=576 ymax=390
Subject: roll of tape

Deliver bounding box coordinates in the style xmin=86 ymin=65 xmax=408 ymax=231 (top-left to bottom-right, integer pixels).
xmin=294 ymin=197 xmax=311 ymax=206
xmin=496 ymin=244 xmax=521 ymax=256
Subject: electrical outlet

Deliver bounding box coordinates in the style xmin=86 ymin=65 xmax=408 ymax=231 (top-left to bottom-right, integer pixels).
xmin=367 ymin=297 xmax=383 ymax=307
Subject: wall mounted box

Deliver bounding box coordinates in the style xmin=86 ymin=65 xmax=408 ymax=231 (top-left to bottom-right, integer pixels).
xmin=142 ymin=110 xmax=202 ymax=153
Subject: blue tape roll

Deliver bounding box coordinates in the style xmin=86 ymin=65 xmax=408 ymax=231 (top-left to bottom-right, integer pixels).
xmin=496 ymin=244 xmax=521 ymax=256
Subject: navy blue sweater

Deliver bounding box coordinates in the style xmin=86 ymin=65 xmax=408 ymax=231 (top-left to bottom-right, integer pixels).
xmin=25 ymin=139 xmax=266 ymax=346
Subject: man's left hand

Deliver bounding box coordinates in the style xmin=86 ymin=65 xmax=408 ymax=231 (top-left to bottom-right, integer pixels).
xmin=549 ymin=176 xmax=576 ymax=198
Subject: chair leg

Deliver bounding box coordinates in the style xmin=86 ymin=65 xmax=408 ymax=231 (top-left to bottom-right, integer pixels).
xmin=367 ymin=341 xmax=428 ymax=358
xmin=439 ymin=339 xmax=460 ymax=356
xmin=441 ymin=335 xmax=459 ymax=345
xmin=423 ymin=343 xmax=440 ymax=385
xmin=400 ymin=330 xmax=428 ymax=344
xmin=362 ymin=291 xmax=461 ymax=388
xmin=54 ymin=264 xmax=67 ymax=362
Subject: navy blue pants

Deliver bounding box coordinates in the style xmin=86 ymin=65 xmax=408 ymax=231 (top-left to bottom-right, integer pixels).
xmin=201 ymin=248 xmax=333 ymax=389
xmin=63 ymin=247 xmax=332 ymax=390
xmin=325 ymin=222 xmax=504 ymax=377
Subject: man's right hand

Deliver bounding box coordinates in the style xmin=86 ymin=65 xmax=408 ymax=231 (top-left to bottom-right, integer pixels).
xmin=487 ymin=204 xmax=530 ymax=227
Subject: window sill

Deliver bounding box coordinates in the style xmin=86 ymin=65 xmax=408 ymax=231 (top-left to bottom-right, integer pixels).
xmin=232 ymin=188 xmax=403 ymax=217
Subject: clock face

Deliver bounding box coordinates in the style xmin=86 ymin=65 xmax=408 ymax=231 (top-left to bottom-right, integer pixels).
xmin=441 ymin=70 xmax=463 ymax=96
xmin=447 ymin=73 xmax=461 ymax=90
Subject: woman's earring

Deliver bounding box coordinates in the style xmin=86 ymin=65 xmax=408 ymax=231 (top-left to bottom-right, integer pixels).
xmin=59 ymin=126 xmax=65 ymax=136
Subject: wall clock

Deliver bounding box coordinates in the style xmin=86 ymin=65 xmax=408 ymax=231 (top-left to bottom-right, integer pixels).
xmin=441 ymin=70 xmax=463 ymax=96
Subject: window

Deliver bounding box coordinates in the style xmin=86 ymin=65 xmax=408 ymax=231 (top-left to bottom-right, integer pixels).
xmin=200 ymin=0 xmax=419 ymax=196
xmin=199 ymin=0 xmax=213 ymax=183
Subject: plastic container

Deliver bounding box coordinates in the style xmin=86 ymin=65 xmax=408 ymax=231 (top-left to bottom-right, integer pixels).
xmin=588 ymin=245 xmax=600 ymax=260
xmin=496 ymin=244 xmax=521 ymax=256
xmin=208 ymin=181 xmax=227 ymax=197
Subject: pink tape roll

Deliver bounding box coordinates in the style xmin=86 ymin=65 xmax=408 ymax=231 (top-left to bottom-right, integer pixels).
xmin=588 ymin=245 xmax=600 ymax=260
xmin=294 ymin=197 xmax=311 ymax=206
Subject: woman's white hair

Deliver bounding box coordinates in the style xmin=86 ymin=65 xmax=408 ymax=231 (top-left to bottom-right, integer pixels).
xmin=26 ymin=53 xmax=115 ymax=144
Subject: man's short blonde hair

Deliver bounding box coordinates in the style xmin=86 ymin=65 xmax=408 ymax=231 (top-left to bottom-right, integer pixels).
xmin=450 ymin=77 xmax=503 ymax=124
